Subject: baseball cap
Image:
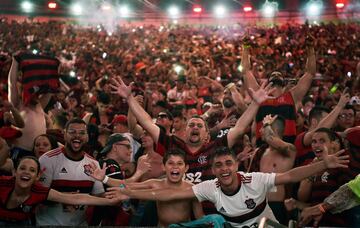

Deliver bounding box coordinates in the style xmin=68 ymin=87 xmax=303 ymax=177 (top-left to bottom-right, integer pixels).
xmin=111 ymin=114 xmax=128 ymax=125
xmin=99 ymin=133 xmax=128 ymax=156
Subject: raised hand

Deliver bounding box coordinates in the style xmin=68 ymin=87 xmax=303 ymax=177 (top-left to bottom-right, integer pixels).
xmin=322 ymin=147 xmax=349 ymax=169
xmin=110 ymin=76 xmax=132 ymax=99
xmin=137 ymin=155 xmax=151 ymax=175
xmin=84 ymin=162 xmax=106 ymax=182
xmin=248 ymin=81 xmax=276 ymax=104
xmin=337 ymin=88 xmax=350 ymax=108
xmin=262 ymin=114 xmax=277 ymax=126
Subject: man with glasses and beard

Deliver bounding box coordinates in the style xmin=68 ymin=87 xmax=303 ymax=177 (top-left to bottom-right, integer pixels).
xmin=36 ymin=118 xmax=105 ymax=226
xmin=241 ymin=36 xmax=316 ymax=146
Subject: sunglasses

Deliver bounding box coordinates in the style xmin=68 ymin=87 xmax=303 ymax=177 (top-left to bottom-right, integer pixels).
xmin=157 ymin=114 xmax=169 ymax=119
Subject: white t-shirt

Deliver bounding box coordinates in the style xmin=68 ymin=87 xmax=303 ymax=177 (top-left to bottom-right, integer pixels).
xmin=192 ymin=171 xmax=277 ymax=228
xmin=36 ymin=147 xmax=104 ymax=226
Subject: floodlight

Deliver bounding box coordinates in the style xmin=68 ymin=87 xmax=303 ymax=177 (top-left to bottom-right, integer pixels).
xmin=21 ymin=1 xmax=33 ymax=13
xmin=168 ymin=6 xmax=180 ymax=18
xmin=119 ymin=5 xmax=130 ymax=17
xmin=262 ymin=1 xmax=278 ymax=18
xmin=71 ymin=3 xmax=83 ymax=15
xmin=214 ymin=5 xmax=227 ymax=18
xmin=306 ymin=0 xmax=323 ymax=17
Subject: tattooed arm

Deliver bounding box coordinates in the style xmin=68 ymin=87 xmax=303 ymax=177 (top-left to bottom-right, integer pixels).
xmin=262 ymin=115 xmax=297 ymax=158
xmin=324 ymin=183 xmax=360 ymax=214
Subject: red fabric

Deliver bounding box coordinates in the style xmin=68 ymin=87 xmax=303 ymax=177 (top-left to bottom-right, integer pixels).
xmin=0 ymin=126 xmax=22 ymax=139
xmin=15 ymin=53 xmax=60 ymax=105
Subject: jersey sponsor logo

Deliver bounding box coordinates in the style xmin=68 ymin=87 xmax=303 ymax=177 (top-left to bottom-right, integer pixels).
xmin=245 ymin=198 xmax=256 ymax=209
xmin=184 ymin=172 xmax=202 ymax=183
xmin=60 ymin=167 xmax=67 ymax=174
xmin=217 ymin=128 xmax=230 ymax=138
xmin=197 ymin=155 xmax=207 ymax=164
xmin=321 ymin=171 xmax=329 ymax=183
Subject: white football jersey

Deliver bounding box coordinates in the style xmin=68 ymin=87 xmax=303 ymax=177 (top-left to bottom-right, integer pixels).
xmin=193 ymin=171 xmax=277 ymax=228
xmin=36 ymin=147 xmax=104 ymax=226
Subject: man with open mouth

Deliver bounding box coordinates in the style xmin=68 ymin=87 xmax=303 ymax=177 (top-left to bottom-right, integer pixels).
xmin=35 ymin=118 xmax=105 ymax=226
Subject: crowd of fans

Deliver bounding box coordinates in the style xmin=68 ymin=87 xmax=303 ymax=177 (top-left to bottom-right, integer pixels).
xmin=0 ymin=17 xmax=359 ymax=227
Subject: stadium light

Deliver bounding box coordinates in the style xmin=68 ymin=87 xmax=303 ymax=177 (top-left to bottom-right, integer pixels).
xmin=243 ymin=6 xmax=253 ymax=12
xmin=71 ymin=3 xmax=83 ymax=15
xmin=21 ymin=1 xmax=33 ymax=13
xmin=262 ymin=0 xmax=278 ymax=18
xmin=213 ymin=4 xmax=227 ymax=18
xmin=193 ymin=5 xmax=203 ymax=13
xmin=48 ymin=1 xmax=57 ymax=9
xmin=118 ymin=5 xmax=130 ymax=18
xmin=168 ymin=6 xmax=180 ymax=18
xmin=306 ymin=0 xmax=323 ymax=17
xmin=336 ymin=2 xmax=345 ymax=9
xmin=101 ymin=2 xmax=112 ymax=11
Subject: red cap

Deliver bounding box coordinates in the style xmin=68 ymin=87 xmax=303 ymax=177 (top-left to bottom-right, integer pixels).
xmin=111 ymin=115 xmax=127 ymax=125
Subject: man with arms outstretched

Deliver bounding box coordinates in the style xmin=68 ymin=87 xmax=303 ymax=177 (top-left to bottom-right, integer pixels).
xmin=107 ymin=146 xmax=348 ymax=228
xmin=110 ymin=76 xmax=274 ymax=213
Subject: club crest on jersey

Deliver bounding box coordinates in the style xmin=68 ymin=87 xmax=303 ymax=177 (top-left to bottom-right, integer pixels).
xmin=197 ymin=155 xmax=207 ymax=164
xmin=245 ymin=198 xmax=256 ymax=209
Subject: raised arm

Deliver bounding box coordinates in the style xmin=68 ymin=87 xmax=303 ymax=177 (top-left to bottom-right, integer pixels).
xmin=127 ymin=95 xmax=145 ymax=139
xmin=290 ymin=39 xmax=316 ymax=103
xmin=262 ymin=115 xmax=297 ymax=158
xmin=303 ymin=89 xmax=350 ymax=146
xmin=227 ymin=82 xmax=275 ymax=148
xmin=8 ymin=57 xmax=20 ymax=108
xmin=241 ymin=41 xmax=260 ymax=91
xmin=275 ymin=148 xmax=349 ymax=185
xmin=110 ymin=76 xmax=160 ymax=143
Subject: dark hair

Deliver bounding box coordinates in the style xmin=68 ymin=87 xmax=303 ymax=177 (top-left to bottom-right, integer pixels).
xmin=271 ymin=115 xmax=286 ymax=136
xmin=187 ymin=115 xmax=210 ymax=133
xmin=162 ymin=148 xmax=186 ymax=165
xmin=16 ymin=156 xmax=41 ymax=175
xmin=314 ymin=128 xmax=344 ymax=149
xmin=33 ymin=134 xmax=58 ymax=152
xmin=54 ymin=112 xmax=68 ymax=129
xmin=302 ymin=96 xmax=314 ymax=106
xmin=314 ymin=128 xmax=337 ymax=141
xmin=343 ymin=104 xmax=356 ymax=116
xmin=64 ymin=118 xmax=87 ymax=131
xmin=209 ymin=147 xmax=236 ymax=165
xmin=97 ymin=92 xmax=110 ymax=104
xmin=309 ymin=106 xmax=330 ymax=122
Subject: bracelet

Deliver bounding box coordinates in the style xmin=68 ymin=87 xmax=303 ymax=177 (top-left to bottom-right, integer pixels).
xmin=318 ymin=204 xmax=327 ymax=214
xmin=102 ymin=175 xmax=109 ymax=184
xmin=263 ymin=123 xmax=271 ymax=128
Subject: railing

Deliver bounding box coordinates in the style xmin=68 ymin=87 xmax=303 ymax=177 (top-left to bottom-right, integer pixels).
xmin=259 ymin=217 xmax=297 ymax=228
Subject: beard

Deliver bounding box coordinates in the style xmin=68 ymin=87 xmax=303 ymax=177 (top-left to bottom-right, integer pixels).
xmin=66 ymin=142 xmax=85 ymax=154
xmin=223 ymin=98 xmax=234 ymax=108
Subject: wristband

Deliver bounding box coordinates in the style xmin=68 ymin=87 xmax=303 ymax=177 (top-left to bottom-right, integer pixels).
xmin=318 ymin=204 xmax=327 ymax=214
xmin=263 ymin=123 xmax=271 ymax=128
xmin=102 ymin=175 xmax=109 ymax=184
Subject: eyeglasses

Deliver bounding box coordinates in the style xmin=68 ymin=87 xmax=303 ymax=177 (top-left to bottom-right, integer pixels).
xmin=67 ymin=129 xmax=87 ymax=136
xmin=338 ymin=114 xmax=354 ymax=119
xmin=114 ymin=143 xmax=131 ymax=149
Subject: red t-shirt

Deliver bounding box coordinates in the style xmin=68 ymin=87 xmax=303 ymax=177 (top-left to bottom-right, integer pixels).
xmin=0 ymin=176 xmax=50 ymax=223
xmin=294 ymin=132 xmax=315 ymax=166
